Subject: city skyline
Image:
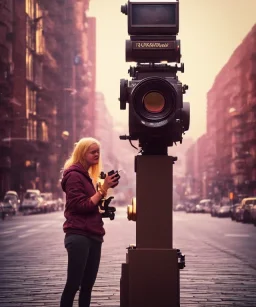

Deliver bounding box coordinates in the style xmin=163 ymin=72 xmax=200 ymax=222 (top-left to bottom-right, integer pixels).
xmin=88 ymin=0 xmax=256 ymax=140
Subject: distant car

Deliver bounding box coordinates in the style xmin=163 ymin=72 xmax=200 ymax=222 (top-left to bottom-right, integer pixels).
xmin=195 ymin=199 xmax=213 ymax=213
xmin=235 ymin=197 xmax=256 ymax=223
xmin=250 ymin=200 xmax=256 ymax=226
xmin=20 ymin=190 xmax=44 ymax=214
xmin=230 ymin=203 xmax=240 ymax=220
xmin=3 ymin=191 xmax=20 ymax=213
xmin=174 ymin=203 xmax=185 ymax=211
xmin=0 ymin=199 xmax=16 ymax=219
xmin=217 ymin=204 xmax=231 ymax=217
xmin=185 ymin=202 xmax=197 ymax=213
xmin=40 ymin=193 xmax=56 ymax=213
xmin=195 ymin=203 xmax=204 ymax=213
xmin=211 ymin=203 xmax=221 ymax=217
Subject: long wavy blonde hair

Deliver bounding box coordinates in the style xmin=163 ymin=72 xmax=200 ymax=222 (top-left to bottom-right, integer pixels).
xmin=63 ymin=137 xmax=102 ymax=185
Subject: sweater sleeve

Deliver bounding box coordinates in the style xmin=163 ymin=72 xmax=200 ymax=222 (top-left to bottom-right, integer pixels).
xmin=65 ymin=172 xmax=97 ymax=214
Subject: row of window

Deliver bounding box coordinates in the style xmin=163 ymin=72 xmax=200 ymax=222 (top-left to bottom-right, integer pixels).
xmin=26 ymin=16 xmax=44 ymax=53
xmin=26 ymin=50 xmax=43 ymax=87
xmin=26 ymin=0 xmax=44 ymax=51
xmin=26 ymin=118 xmax=49 ymax=142
xmin=25 ymin=86 xmax=48 ymax=142
xmin=25 ymin=1 xmax=46 ymax=143
xmin=26 ymin=0 xmax=35 ymax=18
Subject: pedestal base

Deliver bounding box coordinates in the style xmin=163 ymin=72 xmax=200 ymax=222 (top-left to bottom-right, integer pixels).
xmin=120 ymin=248 xmax=180 ymax=307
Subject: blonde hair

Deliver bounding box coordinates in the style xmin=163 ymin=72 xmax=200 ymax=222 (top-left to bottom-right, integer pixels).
xmin=63 ymin=137 xmax=102 ymax=185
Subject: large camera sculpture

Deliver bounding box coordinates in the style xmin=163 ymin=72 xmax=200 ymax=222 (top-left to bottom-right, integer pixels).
xmin=119 ymin=0 xmax=190 ymax=155
xmin=119 ymin=1 xmax=188 ymax=307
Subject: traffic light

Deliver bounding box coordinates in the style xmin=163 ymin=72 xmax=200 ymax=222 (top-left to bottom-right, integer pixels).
xmin=229 ymin=192 xmax=234 ymax=200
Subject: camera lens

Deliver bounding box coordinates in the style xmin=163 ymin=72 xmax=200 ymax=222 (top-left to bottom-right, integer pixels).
xmin=143 ymin=91 xmax=165 ymax=113
xmin=131 ymin=77 xmax=177 ymax=125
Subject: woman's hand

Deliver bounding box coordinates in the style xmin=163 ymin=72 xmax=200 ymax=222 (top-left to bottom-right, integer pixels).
xmin=102 ymin=173 xmax=120 ymax=191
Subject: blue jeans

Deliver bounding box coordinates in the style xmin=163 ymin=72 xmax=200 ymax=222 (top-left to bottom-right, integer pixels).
xmin=60 ymin=234 xmax=102 ymax=307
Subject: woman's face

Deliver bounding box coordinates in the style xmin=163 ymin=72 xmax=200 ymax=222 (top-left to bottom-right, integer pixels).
xmin=85 ymin=143 xmax=100 ymax=167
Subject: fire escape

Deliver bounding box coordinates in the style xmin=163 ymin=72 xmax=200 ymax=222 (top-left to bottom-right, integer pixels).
xmin=0 ymin=0 xmax=14 ymax=197
xmin=229 ymin=109 xmax=254 ymax=196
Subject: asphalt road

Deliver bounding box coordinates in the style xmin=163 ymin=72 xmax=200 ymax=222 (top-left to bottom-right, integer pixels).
xmin=0 ymin=209 xmax=255 ymax=307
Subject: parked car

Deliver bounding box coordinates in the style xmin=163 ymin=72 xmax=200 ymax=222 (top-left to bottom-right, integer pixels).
xmin=212 ymin=198 xmax=231 ymax=218
xmin=20 ymin=189 xmax=45 ymax=214
xmin=40 ymin=193 xmax=56 ymax=213
xmin=230 ymin=203 xmax=240 ymax=220
xmin=217 ymin=203 xmax=231 ymax=217
xmin=195 ymin=199 xmax=213 ymax=213
xmin=184 ymin=196 xmax=200 ymax=213
xmin=174 ymin=203 xmax=185 ymax=211
xmin=250 ymin=199 xmax=256 ymax=226
xmin=234 ymin=197 xmax=256 ymax=223
xmin=185 ymin=202 xmax=197 ymax=213
xmin=3 ymin=190 xmax=20 ymax=213
xmin=194 ymin=203 xmax=205 ymax=213
xmin=0 ymin=199 xmax=16 ymax=220
xmin=211 ymin=202 xmax=221 ymax=217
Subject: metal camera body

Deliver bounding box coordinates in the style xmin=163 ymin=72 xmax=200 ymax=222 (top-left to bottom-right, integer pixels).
xmin=121 ymin=64 xmax=188 ymax=148
xmin=119 ymin=2 xmax=188 ymax=306
xmin=119 ymin=0 xmax=190 ymax=153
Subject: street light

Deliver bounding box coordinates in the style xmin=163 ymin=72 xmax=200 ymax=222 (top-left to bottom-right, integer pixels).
xmin=61 ymin=131 xmax=69 ymax=141
xmin=228 ymin=107 xmax=236 ymax=114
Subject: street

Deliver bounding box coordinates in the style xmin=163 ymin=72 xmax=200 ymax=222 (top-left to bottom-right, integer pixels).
xmin=0 ymin=209 xmax=256 ymax=307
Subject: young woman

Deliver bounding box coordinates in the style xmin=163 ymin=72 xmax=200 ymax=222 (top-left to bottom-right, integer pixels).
xmin=60 ymin=137 xmax=119 ymax=307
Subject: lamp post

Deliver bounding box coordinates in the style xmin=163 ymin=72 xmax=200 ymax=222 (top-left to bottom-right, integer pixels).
xmin=61 ymin=130 xmax=70 ymax=158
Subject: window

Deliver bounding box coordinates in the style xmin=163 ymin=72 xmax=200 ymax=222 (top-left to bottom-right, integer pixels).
xmin=37 ymin=121 xmax=48 ymax=142
xmin=26 ymin=49 xmax=34 ymax=81
xmin=27 ymin=119 xmax=32 ymax=140
xmin=26 ymin=119 xmax=37 ymax=140
xmin=35 ymin=2 xmax=44 ymax=54
xmin=26 ymin=15 xmax=35 ymax=50
xmin=34 ymin=58 xmax=43 ymax=87
xmin=26 ymin=0 xmax=35 ymax=18
xmin=24 ymin=192 xmax=37 ymax=200
xmin=41 ymin=121 xmax=48 ymax=142
xmin=25 ymin=86 xmax=37 ymax=140
xmin=26 ymin=1 xmax=37 ymax=52
xmin=26 ymin=86 xmax=36 ymax=117
xmin=26 ymin=0 xmax=36 ymax=51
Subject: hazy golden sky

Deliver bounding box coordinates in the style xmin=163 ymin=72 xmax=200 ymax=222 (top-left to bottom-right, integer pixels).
xmin=89 ymin=0 xmax=256 ymax=140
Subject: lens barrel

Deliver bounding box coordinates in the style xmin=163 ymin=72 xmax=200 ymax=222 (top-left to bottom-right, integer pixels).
xmin=131 ymin=77 xmax=177 ymax=125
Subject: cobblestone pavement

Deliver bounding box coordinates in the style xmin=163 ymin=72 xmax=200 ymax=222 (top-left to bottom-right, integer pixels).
xmin=0 ymin=208 xmax=256 ymax=306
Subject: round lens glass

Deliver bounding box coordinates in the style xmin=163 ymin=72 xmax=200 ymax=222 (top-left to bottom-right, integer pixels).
xmin=143 ymin=91 xmax=165 ymax=113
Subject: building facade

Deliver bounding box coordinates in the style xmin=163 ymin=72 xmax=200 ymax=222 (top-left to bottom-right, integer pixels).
xmin=0 ymin=0 xmax=14 ymax=198
xmin=0 ymin=1 xmax=15 ymax=196
xmin=0 ymin=0 xmax=93 ymax=199
xmin=185 ymin=24 xmax=256 ymax=201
